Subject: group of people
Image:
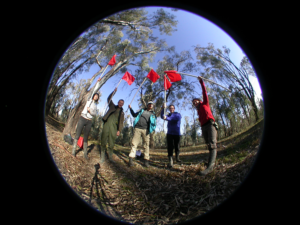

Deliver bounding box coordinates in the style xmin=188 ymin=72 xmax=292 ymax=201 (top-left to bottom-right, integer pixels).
xmin=71 ymin=76 xmax=218 ymax=175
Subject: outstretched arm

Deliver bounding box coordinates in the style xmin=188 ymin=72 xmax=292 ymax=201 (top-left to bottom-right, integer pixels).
xmin=129 ymin=105 xmax=139 ymax=117
xmin=107 ymin=87 xmax=117 ymax=106
xmin=198 ymin=77 xmax=209 ymax=105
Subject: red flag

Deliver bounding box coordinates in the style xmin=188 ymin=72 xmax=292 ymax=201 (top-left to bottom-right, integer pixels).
xmin=146 ymin=69 xmax=160 ymax=83
xmin=122 ymin=71 xmax=135 ymax=85
xmin=164 ymin=70 xmax=182 ymax=82
xmin=108 ymin=54 xmax=116 ymax=65
xmin=164 ymin=75 xmax=172 ymax=90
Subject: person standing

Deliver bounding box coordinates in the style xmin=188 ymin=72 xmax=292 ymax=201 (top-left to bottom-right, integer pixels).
xmin=72 ymin=77 xmax=101 ymax=160
xmin=100 ymin=87 xmax=124 ymax=163
xmin=192 ymin=76 xmax=219 ymax=175
xmin=161 ymin=103 xmax=182 ymax=168
xmin=128 ymin=101 xmax=157 ymax=167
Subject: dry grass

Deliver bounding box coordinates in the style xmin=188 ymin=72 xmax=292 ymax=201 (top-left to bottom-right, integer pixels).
xmin=45 ymin=116 xmax=263 ymax=224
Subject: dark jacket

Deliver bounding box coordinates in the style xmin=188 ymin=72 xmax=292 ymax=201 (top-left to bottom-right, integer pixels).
xmin=102 ymin=91 xmax=124 ymax=132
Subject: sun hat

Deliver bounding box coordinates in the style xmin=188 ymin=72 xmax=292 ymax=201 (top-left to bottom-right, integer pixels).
xmin=147 ymin=101 xmax=154 ymax=105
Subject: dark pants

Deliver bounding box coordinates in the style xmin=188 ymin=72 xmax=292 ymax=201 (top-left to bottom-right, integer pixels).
xmin=167 ymin=134 xmax=180 ymax=156
xmin=75 ymin=116 xmax=92 ymax=143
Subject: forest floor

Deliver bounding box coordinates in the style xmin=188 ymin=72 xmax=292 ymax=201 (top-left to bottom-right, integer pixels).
xmin=45 ymin=115 xmax=263 ymax=225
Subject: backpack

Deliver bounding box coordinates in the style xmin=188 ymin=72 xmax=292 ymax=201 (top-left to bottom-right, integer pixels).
xmin=64 ymin=134 xmax=74 ymax=145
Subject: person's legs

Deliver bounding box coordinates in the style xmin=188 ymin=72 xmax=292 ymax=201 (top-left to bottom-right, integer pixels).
xmin=142 ymin=130 xmax=150 ymax=161
xmin=72 ymin=117 xmax=86 ymax=156
xmin=141 ymin=130 xmax=150 ymax=167
xmin=174 ymin=135 xmax=181 ymax=162
xmin=82 ymin=120 xmax=92 ymax=160
xmin=166 ymin=134 xmax=174 ymax=156
xmin=83 ymin=120 xmax=92 ymax=142
xmin=107 ymin=127 xmax=117 ymax=162
xmin=128 ymin=128 xmax=141 ymax=166
xmin=75 ymin=117 xmax=86 ymax=140
xmin=201 ymin=125 xmax=209 ymax=165
xmin=199 ymin=124 xmax=217 ymax=175
xmin=166 ymin=134 xmax=174 ymax=167
xmin=100 ymin=123 xmax=110 ymax=163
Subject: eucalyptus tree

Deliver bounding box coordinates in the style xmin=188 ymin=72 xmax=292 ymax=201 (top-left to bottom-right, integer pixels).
xmin=258 ymin=97 xmax=264 ymax=119
xmin=60 ymin=8 xmax=178 ymax=137
xmin=194 ymin=43 xmax=260 ymax=122
xmin=49 ymin=83 xmax=69 ymax=118
xmin=182 ymin=116 xmax=192 ymax=147
xmin=89 ymin=107 xmax=101 ymax=141
xmin=154 ymin=130 xmax=167 ymax=148
xmin=188 ymin=104 xmax=200 ymax=146
xmin=46 ymin=35 xmax=101 ymax=116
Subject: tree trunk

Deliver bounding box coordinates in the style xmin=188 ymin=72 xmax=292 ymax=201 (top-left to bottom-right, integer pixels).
xmin=63 ymin=92 xmax=90 ymax=136
xmin=241 ymin=103 xmax=250 ymax=126
xmin=251 ymin=98 xmax=260 ymax=122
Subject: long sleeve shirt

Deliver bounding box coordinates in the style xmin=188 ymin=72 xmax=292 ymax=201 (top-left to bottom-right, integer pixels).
xmin=81 ymin=100 xmax=97 ymax=119
xmin=161 ymin=110 xmax=181 ymax=135
xmin=196 ymin=79 xmax=215 ymax=126
xmin=81 ymin=79 xmax=102 ymax=119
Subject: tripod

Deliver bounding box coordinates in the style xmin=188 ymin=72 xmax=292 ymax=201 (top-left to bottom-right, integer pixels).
xmin=89 ymin=163 xmax=101 ymax=203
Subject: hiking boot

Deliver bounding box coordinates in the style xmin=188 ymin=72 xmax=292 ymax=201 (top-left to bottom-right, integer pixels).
xmin=175 ymin=153 xmax=181 ymax=163
xmin=168 ymin=156 xmax=173 ymax=168
xmin=100 ymin=148 xmax=105 ymax=163
xmin=83 ymin=142 xmax=89 ymax=160
xmin=72 ymin=139 xmax=78 ymax=156
xmin=128 ymin=157 xmax=134 ymax=167
xmin=108 ymin=150 xmax=114 ymax=163
xmin=199 ymin=149 xmax=217 ymax=176
xmin=144 ymin=159 xmax=150 ymax=168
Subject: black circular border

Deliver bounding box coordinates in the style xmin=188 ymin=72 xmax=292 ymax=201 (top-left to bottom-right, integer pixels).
xmin=33 ymin=1 xmax=275 ymax=224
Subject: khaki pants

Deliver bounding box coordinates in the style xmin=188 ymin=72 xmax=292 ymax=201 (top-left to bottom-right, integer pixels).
xmin=129 ymin=128 xmax=150 ymax=160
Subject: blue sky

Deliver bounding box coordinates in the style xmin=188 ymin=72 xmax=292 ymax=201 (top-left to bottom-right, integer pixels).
xmin=60 ymin=6 xmax=262 ymax=134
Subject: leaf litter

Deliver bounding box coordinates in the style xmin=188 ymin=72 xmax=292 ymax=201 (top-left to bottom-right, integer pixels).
xmin=45 ymin=116 xmax=262 ymax=224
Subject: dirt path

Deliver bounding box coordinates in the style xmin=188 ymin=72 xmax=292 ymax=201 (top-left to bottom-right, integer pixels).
xmin=45 ymin=116 xmax=261 ymax=224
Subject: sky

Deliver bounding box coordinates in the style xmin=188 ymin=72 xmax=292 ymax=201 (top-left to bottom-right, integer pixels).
xmin=58 ymin=6 xmax=263 ymax=134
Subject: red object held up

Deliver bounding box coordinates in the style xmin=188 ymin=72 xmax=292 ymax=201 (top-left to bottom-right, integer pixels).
xmin=164 ymin=70 xmax=182 ymax=82
xmin=146 ymin=69 xmax=160 ymax=83
xmin=122 ymin=71 xmax=135 ymax=85
xmin=108 ymin=54 xmax=116 ymax=65
xmin=164 ymin=75 xmax=172 ymax=90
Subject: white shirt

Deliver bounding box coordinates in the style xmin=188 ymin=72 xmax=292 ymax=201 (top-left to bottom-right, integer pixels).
xmin=81 ymin=100 xmax=97 ymax=120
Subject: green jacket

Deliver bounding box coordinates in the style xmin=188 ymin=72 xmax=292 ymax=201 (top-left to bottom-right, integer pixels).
xmin=102 ymin=91 xmax=124 ymax=132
